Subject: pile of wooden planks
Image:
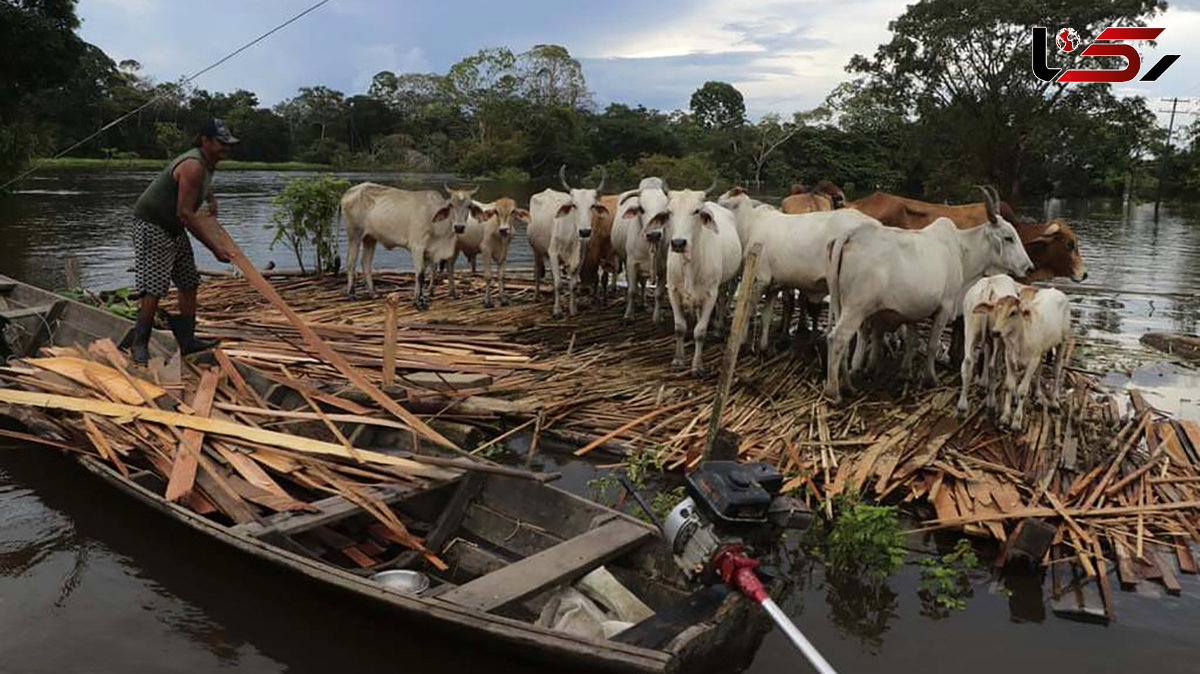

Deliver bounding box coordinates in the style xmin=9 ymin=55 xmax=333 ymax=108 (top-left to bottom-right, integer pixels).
xmin=11 ymin=270 xmax=1195 ymax=614
xmin=0 ymin=337 xmax=457 ymax=569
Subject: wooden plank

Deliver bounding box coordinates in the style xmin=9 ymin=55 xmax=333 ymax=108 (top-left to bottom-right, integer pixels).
xmin=426 ymin=472 xmax=485 ymax=554
xmin=223 ymin=240 xmax=458 ymax=451
xmin=1178 ymin=543 xmax=1198 ymax=574
xmin=703 ymin=243 xmax=760 ymax=460
xmin=232 ymin=484 xmax=413 ymax=538
xmin=1155 ymin=547 xmax=1182 ymax=595
xmin=0 ymin=388 xmax=453 ymax=479
xmin=165 ymin=368 xmax=221 ymax=501
xmin=27 ymin=356 xmax=166 ymax=404
xmin=438 ymin=519 xmax=653 ymax=613
xmin=1112 ymin=537 xmax=1138 ymax=589
xmin=213 ymin=348 xmax=268 ymax=408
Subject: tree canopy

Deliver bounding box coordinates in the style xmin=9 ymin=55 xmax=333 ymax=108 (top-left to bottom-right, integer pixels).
xmin=3 ymin=0 xmax=1191 ymax=202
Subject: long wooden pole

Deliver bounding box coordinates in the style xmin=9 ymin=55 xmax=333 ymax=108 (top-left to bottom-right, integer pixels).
xmin=382 ymin=294 xmax=398 ymax=387
xmin=222 ymin=238 xmax=458 ymax=451
xmin=703 ymin=243 xmax=761 ymax=461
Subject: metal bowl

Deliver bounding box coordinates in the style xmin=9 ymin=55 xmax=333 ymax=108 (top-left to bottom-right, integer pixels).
xmin=371 ymin=570 xmax=431 ymax=595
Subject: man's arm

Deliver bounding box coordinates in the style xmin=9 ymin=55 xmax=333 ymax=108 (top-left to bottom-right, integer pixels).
xmin=175 ymin=160 xmax=230 ymax=263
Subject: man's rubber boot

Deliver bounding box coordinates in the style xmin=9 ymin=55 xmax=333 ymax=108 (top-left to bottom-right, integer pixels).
xmin=130 ymin=315 xmax=153 ymax=365
xmin=166 ymin=312 xmax=218 ymax=356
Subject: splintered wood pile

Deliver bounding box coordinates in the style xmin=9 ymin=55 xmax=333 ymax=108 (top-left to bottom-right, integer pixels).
xmin=5 ymin=268 xmax=1198 ymax=617
xmin=0 ymin=338 xmax=460 ymax=569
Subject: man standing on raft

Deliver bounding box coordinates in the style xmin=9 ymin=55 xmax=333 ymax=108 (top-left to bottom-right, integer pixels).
xmin=128 ymin=118 xmax=237 ymax=364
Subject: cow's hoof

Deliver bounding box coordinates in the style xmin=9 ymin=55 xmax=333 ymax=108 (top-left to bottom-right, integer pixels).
xmin=449 ymin=291 xmax=459 ymax=299
xmin=823 ymin=387 xmax=843 ymax=405
xmin=553 ymin=310 xmax=564 ymax=320
xmin=483 ymin=299 xmax=494 ymax=309
xmin=671 ymin=357 xmax=685 ymax=369
xmin=368 ymin=290 xmax=379 ymax=300
xmin=956 ymin=401 xmax=969 ymax=419
xmin=348 ymin=290 xmax=357 ymax=299
xmin=622 ymin=316 xmax=634 ymax=326
xmin=691 ymin=367 xmax=707 ymax=378
xmin=500 ymin=296 xmax=510 ymax=306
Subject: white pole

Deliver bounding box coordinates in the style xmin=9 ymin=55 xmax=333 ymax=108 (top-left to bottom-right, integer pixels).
xmin=760 ymin=597 xmax=840 ymax=674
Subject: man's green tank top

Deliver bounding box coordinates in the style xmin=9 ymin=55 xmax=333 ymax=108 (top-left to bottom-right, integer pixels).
xmin=133 ymin=147 xmax=214 ymax=235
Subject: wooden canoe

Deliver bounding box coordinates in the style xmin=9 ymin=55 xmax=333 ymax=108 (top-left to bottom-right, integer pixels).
xmin=0 ymin=274 xmax=770 ymax=673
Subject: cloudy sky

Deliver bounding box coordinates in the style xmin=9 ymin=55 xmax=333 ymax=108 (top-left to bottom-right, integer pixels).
xmin=78 ymin=0 xmax=1200 ymax=124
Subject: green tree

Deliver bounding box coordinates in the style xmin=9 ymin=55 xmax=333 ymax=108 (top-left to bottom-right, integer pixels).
xmin=689 ymin=81 xmax=746 ymax=130
xmin=0 ymin=0 xmax=86 ymax=179
xmin=267 ymin=174 xmax=351 ymax=274
xmin=153 ymin=122 xmax=187 ymax=158
xmin=517 ymin=44 xmax=590 ymax=109
xmin=846 ymin=0 xmax=1165 ymax=200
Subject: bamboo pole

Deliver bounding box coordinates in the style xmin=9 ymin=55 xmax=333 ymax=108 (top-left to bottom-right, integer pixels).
xmin=382 ymin=294 xmax=398 ymax=387
xmin=221 ymin=236 xmax=459 ymax=451
xmin=704 ymin=243 xmax=761 ymax=461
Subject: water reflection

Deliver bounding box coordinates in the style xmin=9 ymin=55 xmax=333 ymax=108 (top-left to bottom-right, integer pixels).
xmin=823 ymin=571 xmax=899 ymax=652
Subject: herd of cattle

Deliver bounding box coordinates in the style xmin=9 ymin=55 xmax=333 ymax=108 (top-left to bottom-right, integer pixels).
xmin=339 ymin=169 xmax=1089 ymax=425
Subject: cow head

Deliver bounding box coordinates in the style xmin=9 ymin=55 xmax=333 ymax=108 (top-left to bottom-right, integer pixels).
xmin=667 ymin=182 xmax=719 ymax=257
xmin=437 ymin=183 xmax=483 ymax=235
xmin=1023 ymin=219 xmax=1087 ymax=282
xmin=981 ymin=295 xmax=1030 ymax=341
xmin=557 ymin=165 xmax=608 ymax=240
xmin=717 ymin=186 xmax=752 ymax=211
xmin=814 ymin=180 xmax=845 ymax=209
xmin=481 ymin=197 xmax=525 ymax=239
xmin=978 ymin=186 xmax=1035 ymax=278
xmin=618 ymin=177 xmax=671 ymax=246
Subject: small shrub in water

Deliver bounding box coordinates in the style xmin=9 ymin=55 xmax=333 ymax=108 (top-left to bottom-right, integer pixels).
xmin=826 ymin=492 xmax=905 ymax=582
xmin=917 ymin=538 xmax=979 ymax=617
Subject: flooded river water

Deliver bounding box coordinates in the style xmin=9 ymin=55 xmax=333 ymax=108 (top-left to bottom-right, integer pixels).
xmin=1 ymin=169 xmax=1199 ymax=673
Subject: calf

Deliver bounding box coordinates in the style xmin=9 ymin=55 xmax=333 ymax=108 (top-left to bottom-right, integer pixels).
xmin=613 ymin=177 xmax=671 ymax=323
xmin=987 ymin=287 xmax=1073 ymax=429
xmin=666 ymin=187 xmax=742 ymax=376
xmin=342 ymin=182 xmax=481 ymax=308
xmin=824 ymin=189 xmax=1034 ymax=403
xmin=957 ymin=274 xmax=1020 ymax=417
xmin=474 ymin=198 xmax=528 ymax=308
xmin=527 ymin=165 xmax=609 ymax=318
xmin=580 ymin=193 xmax=620 ymax=307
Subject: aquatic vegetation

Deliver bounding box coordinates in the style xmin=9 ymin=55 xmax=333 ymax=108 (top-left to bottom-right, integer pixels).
xmin=825 ymin=491 xmax=906 ymax=582
xmin=917 ymin=538 xmax=980 ymax=618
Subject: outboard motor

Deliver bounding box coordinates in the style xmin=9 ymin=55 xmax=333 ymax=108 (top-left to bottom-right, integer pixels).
xmin=661 ymin=461 xmax=836 ymax=674
xmin=663 ymin=461 xmax=810 ymax=580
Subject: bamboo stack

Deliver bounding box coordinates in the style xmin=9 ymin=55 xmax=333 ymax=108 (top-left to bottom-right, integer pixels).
xmin=4 ymin=269 xmax=1197 ymax=610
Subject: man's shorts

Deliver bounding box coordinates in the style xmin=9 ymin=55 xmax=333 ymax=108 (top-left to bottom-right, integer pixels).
xmin=132 ymin=217 xmax=201 ymax=299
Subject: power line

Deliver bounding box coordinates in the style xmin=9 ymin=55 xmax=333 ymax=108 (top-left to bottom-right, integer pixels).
xmin=1 ymin=0 xmax=333 ymax=192
xmin=1154 ymin=96 xmax=1191 ymax=218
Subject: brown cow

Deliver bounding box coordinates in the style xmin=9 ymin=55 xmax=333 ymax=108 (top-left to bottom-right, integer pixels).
xmin=781 ymin=187 xmax=833 ymax=214
xmin=845 ymin=192 xmax=1086 ymax=282
xmin=579 ymin=194 xmax=621 ymax=305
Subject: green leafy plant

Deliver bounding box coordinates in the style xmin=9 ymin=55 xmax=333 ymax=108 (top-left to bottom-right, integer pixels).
xmin=267 ymin=174 xmax=350 ymax=274
xmin=917 ymin=538 xmax=979 ymax=617
xmin=59 ymin=287 xmax=139 ymax=320
xmin=825 ymin=490 xmax=905 ymax=582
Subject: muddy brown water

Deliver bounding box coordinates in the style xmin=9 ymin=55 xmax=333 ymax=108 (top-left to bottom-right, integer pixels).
xmin=1 ymin=170 xmax=1199 ymax=673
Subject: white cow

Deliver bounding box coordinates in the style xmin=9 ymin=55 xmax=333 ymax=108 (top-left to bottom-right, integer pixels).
xmin=823 ymin=190 xmax=1034 ymax=403
xmin=613 ymin=177 xmax=671 ymax=324
xmin=718 ymin=189 xmax=881 ymax=352
xmin=528 ymin=166 xmax=608 ymax=318
xmin=665 ymin=187 xmax=742 ymax=376
xmin=343 ymin=182 xmax=482 ymax=308
xmin=957 ymin=274 xmax=1020 ymax=417
xmin=987 ymin=286 xmax=1073 ymax=428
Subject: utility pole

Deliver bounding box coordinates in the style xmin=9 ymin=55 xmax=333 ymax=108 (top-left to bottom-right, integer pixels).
xmin=1155 ymin=97 xmax=1191 ymax=219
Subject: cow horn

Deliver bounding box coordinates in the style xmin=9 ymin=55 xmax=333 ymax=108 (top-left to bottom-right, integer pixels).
xmin=987 ymin=185 xmax=1001 ymax=209
xmin=977 ymin=185 xmax=997 ymax=223
xmin=467 ymin=184 xmax=480 ymax=197
xmin=559 ymin=164 xmax=572 ymax=191
xmin=703 ymin=176 xmax=719 ymax=197
xmin=594 ymin=165 xmax=607 ymax=193
xmin=443 ymin=182 xmax=452 ymax=196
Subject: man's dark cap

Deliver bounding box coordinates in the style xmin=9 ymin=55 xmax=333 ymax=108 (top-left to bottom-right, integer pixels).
xmin=199 ymin=119 xmax=239 ymax=145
